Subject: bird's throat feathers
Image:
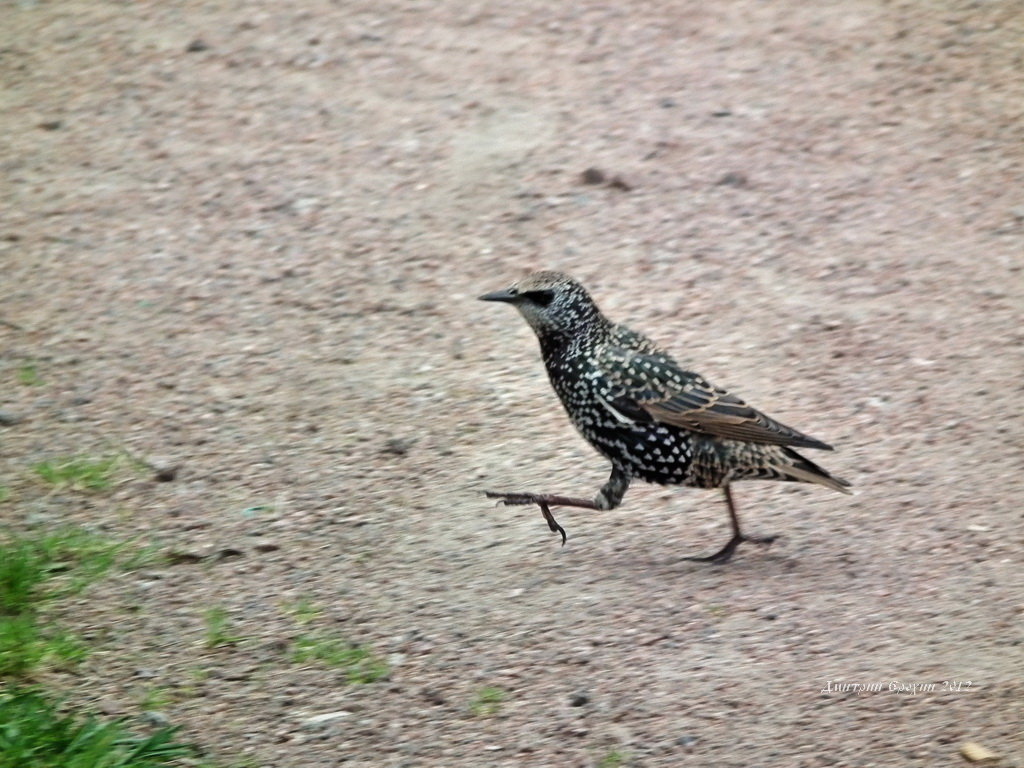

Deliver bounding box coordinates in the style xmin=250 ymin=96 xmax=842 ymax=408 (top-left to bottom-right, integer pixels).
xmin=517 ymin=295 xmax=610 ymax=346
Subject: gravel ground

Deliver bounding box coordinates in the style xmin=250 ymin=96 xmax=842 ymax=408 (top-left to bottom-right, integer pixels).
xmin=2 ymin=1 xmax=1022 ymax=766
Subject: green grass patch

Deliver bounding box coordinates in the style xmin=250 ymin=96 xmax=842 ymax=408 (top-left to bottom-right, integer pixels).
xmin=0 ymin=687 xmax=197 ymax=768
xmin=283 ymin=595 xmax=322 ymax=625
xmin=469 ymin=686 xmax=507 ymax=717
xmin=0 ymin=529 xmax=138 ymax=677
xmin=0 ymin=616 xmax=48 ymax=676
xmin=0 ymin=530 xmax=204 ymax=766
xmin=0 ymin=620 xmax=88 ymax=677
xmin=32 ymin=529 xmax=129 ymax=594
xmin=33 ymin=456 xmax=121 ymax=493
xmin=137 ymin=686 xmax=171 ymax=712
xmin=17 ymin=363 xmax=43 ymax=386
xmin=290 ymin=635 xmax=389 ymax=683
xmin=202 ymin=608 xmax=245 ymax=649
xmin=0 ymin=540 xmax=48 ymax=615
xmin=597 ymin=750 xmax=630 ymax=768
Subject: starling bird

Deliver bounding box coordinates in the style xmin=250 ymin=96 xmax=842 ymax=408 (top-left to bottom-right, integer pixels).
xmin=480 ymin=270 xmax=851 ymax=562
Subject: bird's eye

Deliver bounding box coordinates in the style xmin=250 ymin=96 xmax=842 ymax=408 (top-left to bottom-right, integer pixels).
xmin=522 ymin=289 xmax=555 ymax=307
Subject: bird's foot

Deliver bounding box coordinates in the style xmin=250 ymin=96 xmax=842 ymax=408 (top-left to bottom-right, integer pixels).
xmin=484 ymin=491 xmax=567 ymax=546
xmin=684 ymin=533 xmax=777 ymax=564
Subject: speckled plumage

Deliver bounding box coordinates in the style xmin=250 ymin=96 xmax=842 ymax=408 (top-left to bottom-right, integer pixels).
xmin=481 ymin=270 xmax=851 ymax=562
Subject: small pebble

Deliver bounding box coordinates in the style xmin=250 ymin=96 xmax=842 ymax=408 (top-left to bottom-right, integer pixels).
xmin=608 ymin=175 xmax=632 ymax=191
xmin=569 ymin=692 xmax=589 ymax=707
xmin=717 ymin=171 xmax=749 ymax=187
xmin=153 ymin=462 xmax=179 ymax=482
xmin=422 ymin=689 xmax=446 ymax=705
xmin=0 ymin=410 xmax=22 ymax=426
xmin=166 ymin=551 xmax=206 ymax=565
xmin=960 ymin=741 xmax=999 ymax=763
xmin=141 ymin=711 xmax=171 ymax=727
xmin=300 ymin=711 xmax=352 ymax=729
xmin=383 ymin=437 xmax=414 ymax=456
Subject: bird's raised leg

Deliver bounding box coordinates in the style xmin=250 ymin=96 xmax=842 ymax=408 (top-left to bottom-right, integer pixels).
xmin=684 ymin=485 xmax=777 ymax=564
xmin=486 ymin=467 xmax=631 ymax=545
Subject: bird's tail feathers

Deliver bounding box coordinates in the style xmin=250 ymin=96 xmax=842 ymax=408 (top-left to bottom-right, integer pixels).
xmin=779 ymin=448 xmax=852 ymax=494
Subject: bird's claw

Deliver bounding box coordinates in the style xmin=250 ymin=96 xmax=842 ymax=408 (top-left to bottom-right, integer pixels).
xmin=684 ymin=534 xmax=777 ymax=564
xmin=542 ymin=506 xmax=567 ymax=547
xmin=483 ymin=491 xmax=567 ymax=546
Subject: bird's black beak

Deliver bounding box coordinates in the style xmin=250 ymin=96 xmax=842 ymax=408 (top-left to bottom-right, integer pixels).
xmin=478 ymin=288 xmax=519 ymax=303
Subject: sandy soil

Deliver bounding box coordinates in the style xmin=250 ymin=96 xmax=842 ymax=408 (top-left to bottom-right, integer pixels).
xmin=1 ymin=1 xmax=1022 ymax=766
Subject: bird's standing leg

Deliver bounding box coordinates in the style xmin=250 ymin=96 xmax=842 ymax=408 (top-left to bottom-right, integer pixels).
xmin=486 ymin=467 xmax=631 ymax=545
xmin=684 ymin=484 xmax=777 ymax=564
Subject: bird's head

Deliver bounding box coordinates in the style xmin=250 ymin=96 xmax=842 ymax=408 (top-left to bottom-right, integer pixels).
xmin=479 ymin=271 xmax=608 ymax=339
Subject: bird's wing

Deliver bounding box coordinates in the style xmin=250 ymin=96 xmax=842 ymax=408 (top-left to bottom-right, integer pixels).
xmin=599 ymin=347 xmax=833 ymax=450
